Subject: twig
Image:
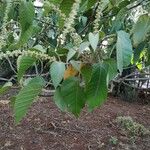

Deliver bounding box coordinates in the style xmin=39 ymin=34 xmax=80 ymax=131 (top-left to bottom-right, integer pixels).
xmin=39 ymin=89 xmax=55 ymax=97
xmin=125 ymin=78 xmax=150 ymax=81
xmin=114 ymin=73 xmax=150 ymax=83
xmin=0 ymin=77 xmax=15 ymax=82
xmin=122 ymin=81 xmax=150 ymax=91
xmin=0 ymin=77 xmax=9 ymax=82
xmin=5 ymin=57 xmax=17 ymax=74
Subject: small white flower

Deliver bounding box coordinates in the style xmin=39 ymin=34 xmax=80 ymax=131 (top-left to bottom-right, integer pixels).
xmin=34 ymin=0 xmax=43 ymax=8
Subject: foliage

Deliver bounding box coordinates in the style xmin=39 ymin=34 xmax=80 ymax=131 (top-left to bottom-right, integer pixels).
xmin=116 ymin=116 xmax=150 ymax=137
xmin=0 ymin=0 xmax=150 ymax=123
xmin=109 ymin=136 xmax=118 ymax=145
xmin=14 ymin=76 xmax=46 ymax=123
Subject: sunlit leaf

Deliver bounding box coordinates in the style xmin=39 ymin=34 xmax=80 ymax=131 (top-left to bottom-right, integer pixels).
xmin=86 ymin=63 xmax=108 ymax=110
xmin=116 ymin=30 xmax=133 ymax=74
xmin=103 ymin=59 xmax=118 ymax=82
xmin=17 ymin=55 xmax=36 ymax=81
xmin=60 ymin=77 xmax=86 ymax=116
xmin=132 ymin=14 xmax=150 ymax=47
xmin=53 ymin=87 xmax=67 ymax=111
xmin=67 ymin=49 xmax=76 ymax=62
xmin=81 ymin=64 xmax=92 ymax=83
xmin=0 ymin=82 xmax=13 ymax=95
xmin=60 ymin=0 xmax=74 ymax=16
xmin=89 ymin=32 xmax=99 ymax=51
xmin=50 ymin=61 xmax=66 ymax=88
xmin=14 ymin=77 xmax=46 ymax=123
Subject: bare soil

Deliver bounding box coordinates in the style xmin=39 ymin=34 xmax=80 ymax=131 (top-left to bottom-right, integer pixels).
xmin=0 ymin=91 xmax=150 ymax=150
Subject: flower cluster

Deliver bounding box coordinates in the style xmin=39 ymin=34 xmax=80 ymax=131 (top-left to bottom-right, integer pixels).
xmin=0 ymin=50 xmax=55 ymax=61
xmin=50 ymin=3 xmax=66 ymax=20
xmin=44 ymin=1 xmax=66 ymax=20
xmin=61 ymin=0 xmax=81 ymax=41
xmin=70 ymin=29 xmax=82 ymax=48
xmin=0 ymin=0 xmax=12 ymax=49
xmin=93 ymin=1 xmax=102 ymax=33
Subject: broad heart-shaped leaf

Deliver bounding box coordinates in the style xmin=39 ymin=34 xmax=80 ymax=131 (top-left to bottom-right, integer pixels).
xmin=132 ymin=14 xmax=150 ymax=47
xmin=89 ymin=32 xmax=99 ymax=51
xmin=116 ymin=30 xmax=133 ymax=74
xmin=60 ymin=77 xmax=86 ymax=116
xmin=0 ymin=82 xmax=13 ymax=95
xmin=50 ymin=61 xmax=66 ymax=88
xmin=60 ymin=0 xmax=74 ymax=16
xmin=86 ymin=63 xmax=108 ymax=111
xmin=79 ymin=41 xmax=90 ymax=54
xmin=17 ymin=55 xmax=36 ymax=81
xmin=67 ymin=48 xmax=76 ymax=62
xmin=14 ymin=77 xmax=46 ymax=124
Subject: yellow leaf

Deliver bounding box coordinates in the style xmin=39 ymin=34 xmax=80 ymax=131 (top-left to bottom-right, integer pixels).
xmin=64 ymin=65 xmax=78 ymax=80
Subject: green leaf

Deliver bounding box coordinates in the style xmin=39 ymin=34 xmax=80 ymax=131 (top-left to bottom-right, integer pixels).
xmin=17 ymin=55 xmax=36 ymax=81
xmin=60 ymin=0 xmax=74 ymax=16
xmin=70 ymin=60 xmax=81 ymax=71
xmin=8 ymin=1 xmax=40 ymax=50
xmin=111 ymin=8 xmax=127 ymax=32
xmin=79 ymin=41 xmax=90 ymax=54
xmin=85 ymin=0 xmax=109 ymax=11
xmin=9 ymin=24 xmax=40 ymax=50
xmin=132 ymin=14 xmax=150 ymax=47
xmin=19 ymin=1 xmax=35 ymax=32
xmin=0 ymin=82 xmax=13 ymax=95
xmin=86 ymin=63 xmax=108 ymax=110
xmin=14 ymin=76 xmax=46 ymax=124
xmin=67 ymin=48 xmax=76 ymax=62
xmin=10 ymin=96 xmax=16 ymax=109
xmin=60 ymin=77 xmax=86 ymax=116
xmin=116 ymin=30 xmax=133 ymax=73
xmin=48 ymin=0 xmax=61 ymax=5
xmin=81 ymin=64 xmax=92 ymax=83
xmin=33 ymin=45 xmax=46 ymax=53
xmin=89 ymin=32 xmax=99 ymax=51
xmin=53 ymin=87 xmax=67 ymax=111
xmin=86 ymin=0 xmax=97 ymax=9
xmin=133 ymin=42 xmax=146 ymax=63
xmin=101 ymin=0 xmax=110 ymax=10
xmin=103 ymin=59 xmax=117 ymax=82
xmin=110 ymin=0 xmax=125 ymax=6
xmin=50 ymin=61 xmax=66 ymax=88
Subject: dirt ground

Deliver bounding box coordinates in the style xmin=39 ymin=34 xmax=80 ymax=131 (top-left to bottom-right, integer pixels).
xmin=0 ymin=91 xmax=150 ymax=150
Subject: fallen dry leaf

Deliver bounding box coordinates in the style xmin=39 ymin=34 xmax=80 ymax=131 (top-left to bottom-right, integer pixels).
xmin=0 ymin=100 xmax=9 ymax=105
